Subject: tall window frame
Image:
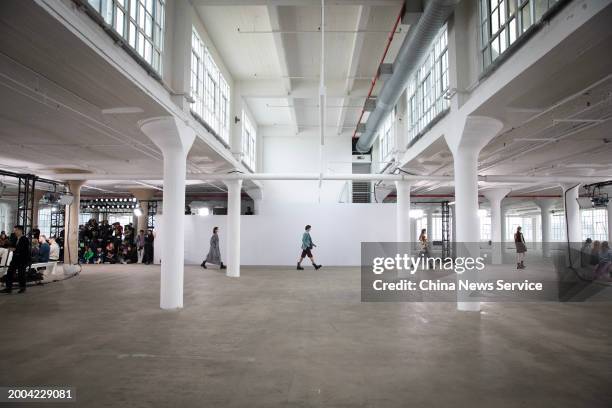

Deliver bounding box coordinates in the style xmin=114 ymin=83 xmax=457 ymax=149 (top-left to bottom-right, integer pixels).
xmin=406 ymin=25 xmax=449 ymax=141
xmin=379 ymin=110 xmax=395 ymax=162
xmin=581 ymin=208 xmax=608 ymax=241
xmin=479 ymin=0 xmax=560 ymax=70
xmin=190 ymin=28 xmax=231 ymax=144
xmin=242 ymin=111 xmax=257 ymax=171
xmin=87 ymin=0 xmax=165 ymax=73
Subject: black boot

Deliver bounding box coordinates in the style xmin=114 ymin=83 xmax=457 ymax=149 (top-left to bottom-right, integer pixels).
xmin=297 ymin=262 xmax=304 ymax=270
xmin=201 ymin=261 xmax=207 ymax=269
xmin=314 ymin=264 xmax=322 ymax=270
xmin=520 ymin=261 xmax=525 ymax=269
xmin=220 ymin=263 xmax=226 ymax=270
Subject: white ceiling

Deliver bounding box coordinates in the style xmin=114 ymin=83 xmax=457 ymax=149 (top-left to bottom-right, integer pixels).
xmin=194 ymin=1 xmax=406 ymax=136
xmin=0 ymin=0 xmax=239 ymax=195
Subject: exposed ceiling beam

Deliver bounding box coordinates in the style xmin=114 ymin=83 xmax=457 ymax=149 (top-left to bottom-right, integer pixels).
xmin=337 ymin=5 xmax=370 ymax=136
xmin=266 ymin=5 xmax=299 ymax=136
xmin=192 ymin=0 xmax=401 ymax=5
xmin=238 ymin=79 xmax=370 ymax=98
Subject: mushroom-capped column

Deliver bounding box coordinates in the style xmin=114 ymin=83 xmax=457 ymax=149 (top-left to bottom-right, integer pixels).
xmin=535 ymin=198 xmax=556 ymax=258
xmin=445 ymin=116 xmax=504 ymax=312
xmin=395 ymin=181 xmax=412 ymax=244
xmin=64 ymin=180 xmax=85 ymax=265
xmin=225 ymin=179 xmax=243 ymax=278
xmin=139 ymin=116 xmax=195 ymax=310
xmin=483 ymin=188 xmax=511 ymax=265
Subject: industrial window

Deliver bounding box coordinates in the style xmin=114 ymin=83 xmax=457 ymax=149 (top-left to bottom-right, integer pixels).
xmin=406 ymin=25 xmax=449 ymax=141
xmin=479 ymin=0 xmax=559 ymax=70
xmin=431 ymin=216 xmax=442 ymax=241
xmin=242 ymin=111 xmax=257 ymax=171
xmin=87 ymin=0 xmax=165 ymax=73
xmin=505 ymin=216 xmax=535 ymax=242
xmin=107 ymin=214 xmax=133 ymax=226
xmin=479 ymin=211 xmax=491 ymax=241
xmin=379 ymin=110 xmax=395 ymax=162
xmin=38 ymin=208 xmax=52 ymax=238
xmin=551 ymin=212 xmax=566 ymax=241
xmin=79 ymin=213 xmax=96 ymax=225
xmin=190 ymin=28 xmax=231 ymax=144
xmin=581 ymin=208 xmax=608 ymax=241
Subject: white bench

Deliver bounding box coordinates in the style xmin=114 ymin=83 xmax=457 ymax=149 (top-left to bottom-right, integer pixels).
xmin=31 ymin=261 xmax=59 ymax=281
xmin=0 ymin=249 xmax=13 ymax=269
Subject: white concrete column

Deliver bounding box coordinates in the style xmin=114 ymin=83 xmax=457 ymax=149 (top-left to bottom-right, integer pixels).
xmin=500 ymin=204 xmax=508 ymax=248
xmin=446 ymin=117 xmax=503 ymax=312
xmin=395 ymin=181 xmax=411 ymax=243
xmin=483 ymin=188 xmax=511 ymax=264
xmin=535 ymin=200 xmax=554 ymax=257
xmin=607 ymin=199 xmax=612 ymax=242
xmin=64 ymin=180 xmax=85 ymax=265
xmin=140 ymin=116 xmax=195 ymax=310
xmin=225 ymin=179 xmax=243 ymax=278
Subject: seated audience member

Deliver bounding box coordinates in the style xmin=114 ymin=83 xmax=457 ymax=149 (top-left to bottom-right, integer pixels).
xmin=590 ymin=240 xmax=601 ymax=266
xmin=49 ymin=237 xmax=60 ymax=261
xmin=581 ymin=238 xmax=592 ymax=267
xmin=94 ymin=247 xmax=104 ymax=264
xmin=0 ymin=231 xmax=8 ymax=247
xmin=38 ymin=235 xmax=50 ymax=263
xmin=126 ymin=245 xmax=138 ymax=264
xmin=105 ymin=244 xmax=116 ymax=264
xmin=83 ymin=247 xmax=95 ymax=264
xmin=31 ymin=238 xmax=40 ymax=263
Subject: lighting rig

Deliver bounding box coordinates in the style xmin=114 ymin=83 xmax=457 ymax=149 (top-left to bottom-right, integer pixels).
xmin=581 ymin=181 xmax=611 ymax=208
xmin=81 ymin=197 xmax=139 ymax=214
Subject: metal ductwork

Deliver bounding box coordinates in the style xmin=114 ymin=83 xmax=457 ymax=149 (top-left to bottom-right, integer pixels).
xmin=355 ymin=0 xmax=460 ymax=153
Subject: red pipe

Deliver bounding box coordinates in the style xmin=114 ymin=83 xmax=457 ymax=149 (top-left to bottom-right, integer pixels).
xmin=352 ymin=3 xmax=405 ymax=140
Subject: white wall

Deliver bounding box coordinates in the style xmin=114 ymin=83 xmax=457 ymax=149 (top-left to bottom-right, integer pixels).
xmin=154 ymin=202 xmax=396 ymax=266
xmin=261 ymin=129 xmax=351 ymax=206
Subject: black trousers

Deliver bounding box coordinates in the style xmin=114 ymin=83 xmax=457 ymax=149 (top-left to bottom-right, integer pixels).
xmin=5 ymin=263 xmax=27 ymax=290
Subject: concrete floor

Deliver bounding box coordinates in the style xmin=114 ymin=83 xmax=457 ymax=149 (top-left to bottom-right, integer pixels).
xmin=1 ymin=264 xmax=611 ymax=408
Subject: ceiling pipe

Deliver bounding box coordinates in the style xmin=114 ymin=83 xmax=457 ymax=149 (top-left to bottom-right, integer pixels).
xmin=355 ymin=0 xmax=460 ymax=152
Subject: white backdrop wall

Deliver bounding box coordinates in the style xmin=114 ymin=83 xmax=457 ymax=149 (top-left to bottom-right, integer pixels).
xmin=261 ymin=130 xmax=351 ymax=205
xmin=154 ymin=203 xmax=396 ymax=266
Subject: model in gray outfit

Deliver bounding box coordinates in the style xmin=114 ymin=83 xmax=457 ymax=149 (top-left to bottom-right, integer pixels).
xmin=201 ymin=227 xmax=226 ymax=269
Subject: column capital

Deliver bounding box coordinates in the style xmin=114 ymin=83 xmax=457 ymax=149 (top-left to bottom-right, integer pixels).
xmin=65 ymin=180 xmax=86 ymax=193
xmin=139 ymin=116 xmax=196 ymax=154
xmin=560 ymin=183 xmax=581 ymax=192
xmin=534 ymin=198 xmax=557 ymax=212
xmin=482 ymin=188 xmax=511 ymax=203
xmin=445 ymin=115 xmax=504 ymax=157
xmin=129 ymin=188 xmax=156 ymax=201
xmin=223 ymin=179 xmax=243 ymax=189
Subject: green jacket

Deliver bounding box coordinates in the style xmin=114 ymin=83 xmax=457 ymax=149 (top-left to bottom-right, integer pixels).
xmin=301 ymin=232 xmax=314 ymax=250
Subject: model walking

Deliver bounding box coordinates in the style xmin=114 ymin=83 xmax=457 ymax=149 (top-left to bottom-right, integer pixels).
xmin=201 ymin=227 xmax=226 ymax=269
xmin=514 ymin=226 xmax=526 ymax=269
xmin=297 ymin=225 xmax=322 ymax=270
